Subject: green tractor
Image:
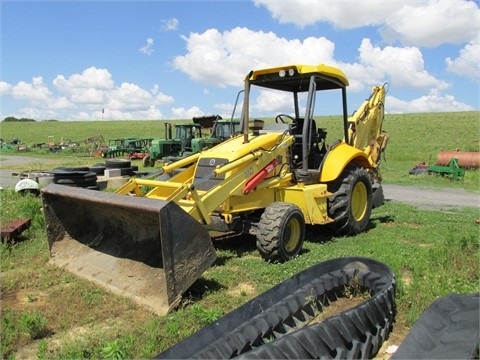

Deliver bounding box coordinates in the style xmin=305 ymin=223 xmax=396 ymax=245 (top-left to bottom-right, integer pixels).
xmin=142 ymin=123 xmax=203 ymax=167
xmin=191 ymin=115 xmax=241 ymax=153
xmin=143 ymin=115 xmax=241 ymax=167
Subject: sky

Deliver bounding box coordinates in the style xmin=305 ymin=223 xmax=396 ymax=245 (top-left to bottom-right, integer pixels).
xmin=1 ymin=0 xmax=479 ymax=121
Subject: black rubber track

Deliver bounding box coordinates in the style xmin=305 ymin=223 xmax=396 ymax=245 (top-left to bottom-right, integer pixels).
xmin=392 ymin=292 xmax=479 ymax=359
xmin=155 ymin=257 xmax=396 ymax=359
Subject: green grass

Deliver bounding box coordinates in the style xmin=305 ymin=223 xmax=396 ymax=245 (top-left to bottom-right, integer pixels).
xmin=1 ymin=190 xmax=478 ymax=359
xmin=1 ymin=111 xmax=479 ymax=359
xmin=2 ymin=111 xmax=479 ymax=191
xmin=1 ymin=111 xmax=478 ymax=154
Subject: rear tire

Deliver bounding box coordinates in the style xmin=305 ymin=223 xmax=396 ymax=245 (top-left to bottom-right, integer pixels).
xmin=142 ymin=155 xmax=155 ymax=167
xmin=327 ymin=165 xmax=372 ymax=236
xmin=256 ymin=202 xmax=305 ymax=262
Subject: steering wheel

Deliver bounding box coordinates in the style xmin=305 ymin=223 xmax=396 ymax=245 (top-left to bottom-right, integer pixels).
xmin=275 ymin=114 xmax=296 ymax=124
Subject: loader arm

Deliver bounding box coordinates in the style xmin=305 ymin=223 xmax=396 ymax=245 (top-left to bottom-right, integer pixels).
xmin=347 ymin=83 xmax=389 ymax=168
xmin=117 ymin=132 xmax=296 ymax=226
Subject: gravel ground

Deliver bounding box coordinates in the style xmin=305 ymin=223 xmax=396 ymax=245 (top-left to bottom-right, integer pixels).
xmin=1 ymin=155 xmax=479 ymax=210
xmin=0 ymin=155 xmax=60 ymax=189
xmin=382 ymin=184 xmax=479 ymax=210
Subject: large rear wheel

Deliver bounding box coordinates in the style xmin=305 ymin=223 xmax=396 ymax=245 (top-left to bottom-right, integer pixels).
xmin=142 ymin=155 xmax=155 ymax=167
xmin=327 ymin=165 xmax=372 ymax=236
xmin=256 ymin=202 xmax=305 ymax=262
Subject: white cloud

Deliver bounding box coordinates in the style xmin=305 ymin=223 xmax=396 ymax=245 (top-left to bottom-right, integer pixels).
xmin=54 ymin=67 xmax=114 ymax=91
xmin=253 ymin=0 xmax=400 ymax=29
xmin=161 ymin=18 xmax=179 ymax=31
xmin=382 ymin=0 xmax=480 ymax=47
xmin=173 ymin=27 xmax=336 ymax=87
xmin=70 ymin=88 xmax=106 ymax=104
xmin=173 ymin=27 xmax=449 ymax=93
xmin=110 ymin=83 xmax=152 ymax=107
xmin=0 ymin=81 xmax=12 ymax=94
xmin=252 ymin=89 xmax=291 ymax=114
xmin=48 ymin=96 xmax=75 ymax=110
xmin=80 ymin=106 xmax=165 ymax=121
xmin=171 ymin=106 xmax=204 ymax=119
xmin=356 ymin=38 xmax=449 ymax=90
xmin=387 ymin=90 xmax=475 ymax=113
xmin=6 ymin=76 xmax=52 ymax=101
xmin=139 ymin=38 xmax=155 ymax=55
xmin=446 ymin=40 xmax=480 ymax=80
xmin=1 ymin=67 xmax=175 ymax=120
xmin=17 ymin=107 xmax=56 ymax=120
xmin=214 ymin=101 xmax=238 ymax=119
xmin=254 ymin=0 xmax=480 ymax=47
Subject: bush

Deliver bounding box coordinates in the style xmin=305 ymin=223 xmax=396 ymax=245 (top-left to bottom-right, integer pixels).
xmin=21 ymin=310 xmax=49 ymax=339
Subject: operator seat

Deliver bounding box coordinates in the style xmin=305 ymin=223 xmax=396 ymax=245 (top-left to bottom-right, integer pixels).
xmin=291 ymin=118 xmax=318 ymax=168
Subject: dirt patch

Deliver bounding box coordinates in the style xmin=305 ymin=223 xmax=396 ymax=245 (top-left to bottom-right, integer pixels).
xmin=13 ymin=318 xmax=125 ymax=360
xmin=1 ymin=289 xmax=49 ymax=311
xmin=307 ymin=292 xmax=408 ymax=359
xmin=227 ymin=282 xmax=256 ymax=297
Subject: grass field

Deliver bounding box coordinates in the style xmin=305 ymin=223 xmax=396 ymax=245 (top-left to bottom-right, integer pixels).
xmin=1 ymin=111 xmax=479 ymax=359
xmin=1 ymin=111 xmax=480 ymax=190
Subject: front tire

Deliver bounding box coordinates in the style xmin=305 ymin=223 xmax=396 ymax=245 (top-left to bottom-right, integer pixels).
xmin=256 ymin=202 xmax=305 ymax=262
xmin=327 ymin=165 xmax=372 ymax=236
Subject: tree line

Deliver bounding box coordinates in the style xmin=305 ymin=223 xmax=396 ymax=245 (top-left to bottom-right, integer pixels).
xmin=3 ymin=117 xmax=36 ymax=122
xmin=2 ymin=117 xmax=60 ymax=122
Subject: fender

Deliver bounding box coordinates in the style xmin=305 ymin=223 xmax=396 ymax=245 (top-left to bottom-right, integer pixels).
xmin=319 ymin=142 xmax=371 ymax=183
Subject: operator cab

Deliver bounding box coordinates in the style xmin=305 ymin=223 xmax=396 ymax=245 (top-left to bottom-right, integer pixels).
xmin=245 ymin=64 xmax=349 ymax=184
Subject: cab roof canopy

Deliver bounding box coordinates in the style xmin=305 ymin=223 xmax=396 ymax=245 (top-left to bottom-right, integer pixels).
xmin=247 ymin=64 xmax=349 ymax=92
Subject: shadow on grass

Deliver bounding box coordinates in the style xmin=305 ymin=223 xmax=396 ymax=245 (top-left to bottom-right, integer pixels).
xmin=183 ymin=277 xmax=226 ymax=303
xmin=211 ymin=231 xmax=257 ymax=261
xmin=306 ymin=224 xmax=333 ymax=243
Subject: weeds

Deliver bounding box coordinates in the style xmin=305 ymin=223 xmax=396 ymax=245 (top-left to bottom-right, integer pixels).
xmin=37 ymin=339 xmax=48 ymax=360
xmin=102 ymin=339 xmax=126 ymax=360
xmin=21 ymin=310 xmax=49 ymax=339
xmin=344 ymin=274 xmax=370 ymax=300
xmin=190 ymin=304 xmax=223 ymax=325
xmin=1 ymin=308 xmax=19 ymax=358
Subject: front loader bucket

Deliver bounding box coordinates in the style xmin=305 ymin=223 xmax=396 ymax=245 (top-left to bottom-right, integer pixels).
xmin=41 ymin=184 xmax=216 ymax=315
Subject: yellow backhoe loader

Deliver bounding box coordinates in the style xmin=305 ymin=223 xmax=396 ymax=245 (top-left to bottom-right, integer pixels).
xmin=41 ymin=64 xmax=389 ymax=315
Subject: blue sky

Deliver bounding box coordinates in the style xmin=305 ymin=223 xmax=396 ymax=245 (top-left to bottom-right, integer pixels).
xmin=1 ymin=0 xmax=479 ymax=121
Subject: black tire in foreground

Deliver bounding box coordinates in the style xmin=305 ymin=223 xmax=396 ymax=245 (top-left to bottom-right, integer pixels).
xmin=392 ymin=292 xmax=479 ymax=359
xmin=155 ymin=257 xmax=396 ymax=359
xmin=327 ymin=165 xmax=372 ymax=236
xmin=256 ymin=202 xmax=305 ymax=262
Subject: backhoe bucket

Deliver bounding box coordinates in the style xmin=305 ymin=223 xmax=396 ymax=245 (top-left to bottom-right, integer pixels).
xmin=41 ymin=184 xmax=216 ymax=315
